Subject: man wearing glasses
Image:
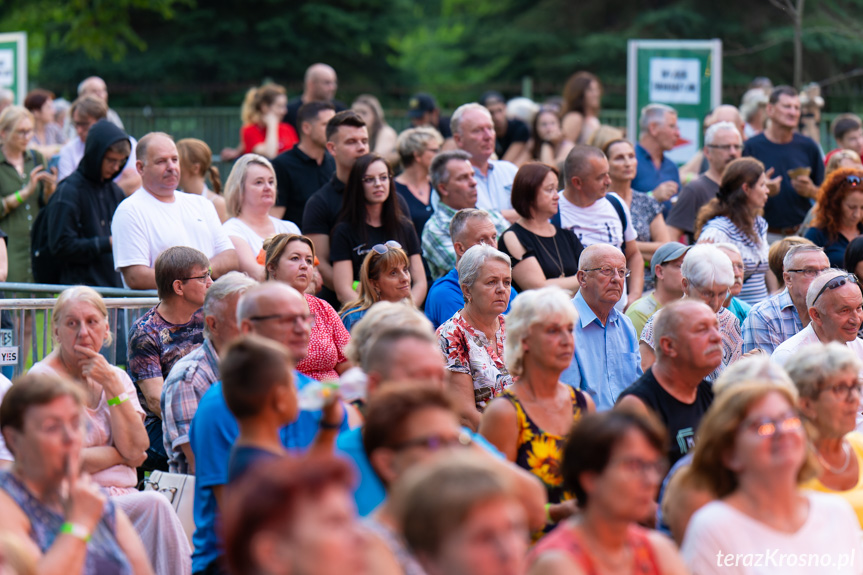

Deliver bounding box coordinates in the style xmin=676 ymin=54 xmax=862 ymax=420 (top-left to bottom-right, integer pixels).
xmin=667 ymin=121 xmax=742 ymax=244
xmin=561 ymin=244 xmax=643 ymax=411
xmin=772 ymin=268 xmax=863 ymax=366
xmin=744 ymin=244 xmax=829 ymax=354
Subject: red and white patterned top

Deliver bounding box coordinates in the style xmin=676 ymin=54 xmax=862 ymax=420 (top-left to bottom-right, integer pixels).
xmin=297 ymin=293 xmax=350 ymax=382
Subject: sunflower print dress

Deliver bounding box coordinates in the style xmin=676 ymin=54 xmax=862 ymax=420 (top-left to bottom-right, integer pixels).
xmin=502 ymin=386 xmax=587 ymax=537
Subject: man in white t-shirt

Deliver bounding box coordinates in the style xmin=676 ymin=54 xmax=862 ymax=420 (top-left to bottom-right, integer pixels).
xmin=556 ymin=145 xmax=644 ymax=308
xmin=772 ymin=269 xmax=863 ymax=366
xmin=112 ymin=132 xmax=238 ymax=290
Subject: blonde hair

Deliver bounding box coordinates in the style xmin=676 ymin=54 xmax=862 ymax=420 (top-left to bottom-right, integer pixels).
xmin=223 ymin=153 xmax=276 ymax=217
xmin=505 ymin=286 xmax=576 ymax=377
xmin=51 ymin=286 xmax=112 ymax=347
xmin=339 ymin=246 xmax=413 ymax=320
xmin=177 ymin=138 xmax=222 ymax=195
xmin=826 ymin=149 xmax=862 ymax=176
xmin=0 ymin=106 xmax=34 ymax=141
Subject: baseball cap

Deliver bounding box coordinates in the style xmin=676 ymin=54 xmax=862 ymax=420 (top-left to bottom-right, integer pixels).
xmin=408 ymin=93 xmax=437 ymax=119
xmin=651 ymin=242 xmax=691 ymax=278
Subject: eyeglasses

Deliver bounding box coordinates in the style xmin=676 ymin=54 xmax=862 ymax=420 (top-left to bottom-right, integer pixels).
xmin=697 ymin=287 xmax=730 ymax=302
xmin=362 ymin=174 xmax=390 ymax=185
xmin=821 ymin=381 xmax=863 ymax=401
xmin=611 ymin=456 xmax=669 ymax=479
xmin=372 ymin=240 xmax=402 ymax=255
xmin=787 ymin=267 xmax=828 ymax=279
xmin=181 ymin=269 xmax=212 ymax=283
xmin=811 ymin=274 xmax=859 ymax=306
xmin=582 ymin=267 xmax=630 ymax=279
xmin=845 ymin=175 xmax=862 ymax=187
xmin=14 ymin=129 xmax=33 ymax=137
xmin=742 ymin=413 xmax=802 ymax=437
xmin=391 ymin=431 xmax=473 ymax=451
xmin=707 ymin=144 xmax=744 ymax=152
xmin=248 ymin=313 xmax=316 ymax=329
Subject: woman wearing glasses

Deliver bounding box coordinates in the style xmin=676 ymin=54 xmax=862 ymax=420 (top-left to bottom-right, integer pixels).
xmin=681 ymin=381 xmax=863 ymax=574
xmin=528 ymin=410 xmax=688 ymax=575
xmin=480 ymin=287 xmax=594 ymax=538
xmin=330 ymin=153 xmax=426 ymax=306
xmin=222 ymin=154 xmax=301 ymax=281
xmin=804 ymin=168 xmax=863 ymax=268
xmin=438 ymin=245 xmax=514 ymax=430
xmin=264 ymin=234 xmax=351 ymax=382
xmin=785 ymin=343 xmax=863 ymax=527
xmin=339 ymin=241 xmax=414 ymax=333
xmin=695 ymin=157 xmax=772 ymax=305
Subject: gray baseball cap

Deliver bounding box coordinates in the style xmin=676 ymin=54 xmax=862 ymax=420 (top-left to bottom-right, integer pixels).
xmin=651 ymin=242 xmax=691 ymax=278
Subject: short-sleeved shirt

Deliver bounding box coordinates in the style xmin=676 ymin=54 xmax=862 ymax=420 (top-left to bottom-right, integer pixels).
xmin=473 ymin=160 xmax=518 ymax=214
xmin=804 ymin=226 xmax=862 ymax=269
xmin=302 ymin=175 xmax=412 ymax=237
xmin=127 ymin=306 xmax=204 ymax=421
xmin=222 ymin=216 xmax=301 ymax=257
xmin=189 ymin=373 xmax=348 ymax=573
xmin=666 ymin=174 xmax=719 ymax=240
xmin=437 ymin=312 xmax=513 ymax=411
xmin=557 ymin=192 xmax=637 ymax=249
xmin=742 ymin=288 xmax=803 ymax=354
xmin=699 ymin=216 xmax=770 ymax=305
xmin=743 ymin=132 xmax=824 ymax=228
xmin=297 ymin=294 xmax=350 ymax=382
xmin=495 ymin=119 xmax=530 ymax=158
xmin=161 ymin=338 xmax=221 ymax=473
xmin=632 ymin=143 xmax=681 ymax=194
xmin=625 ymin=292 xmax=661 ymax=339
xmin=424 ymin=267 xmax=517 ymax=330
xmin=330 ymin=219 xmax=421 ymax=280
xmin=272 ymin=146 xmax=336 ymax=225
xmin=497 ymin=222 xmax=583 ymax=292
xmin=241 ymin=122 xmax=299 ymax=157
xmin=111 ymin=188 xmax=234 ymax=288
xmin=772 ymin=323 xmax=863 ymax=367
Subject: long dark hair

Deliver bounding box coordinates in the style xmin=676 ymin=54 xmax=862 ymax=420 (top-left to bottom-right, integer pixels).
xmin=337 ymin=153 xmax=409 ymax=244
xmin=695 ymin=157 xmax=764 ymax=244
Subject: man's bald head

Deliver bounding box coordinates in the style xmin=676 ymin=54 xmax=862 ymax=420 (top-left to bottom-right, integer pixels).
xmin=305 ymin=63 xmax=338 ymax=102
xmin=78 ymin=76 xmax=108 ymax=103
xmin=578 ymin=243 xmax=625 ymax=271
xmin=236 ymin=282 xmax=311 ymax=362
xmin=237 ymin=282 xmax=304 ymax=324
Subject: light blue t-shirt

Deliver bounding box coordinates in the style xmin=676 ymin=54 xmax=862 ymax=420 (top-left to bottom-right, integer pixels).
xmin=189 ymin=371 xmax=348 ymax=573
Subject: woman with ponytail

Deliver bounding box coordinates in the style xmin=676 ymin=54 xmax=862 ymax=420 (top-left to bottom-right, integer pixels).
xmin=178 ymin=138 xmax=228 ymax=223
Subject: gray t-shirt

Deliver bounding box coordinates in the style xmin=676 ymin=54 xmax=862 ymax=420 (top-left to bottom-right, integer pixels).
xmin=666 ymin=174 xmax=719 ymax=240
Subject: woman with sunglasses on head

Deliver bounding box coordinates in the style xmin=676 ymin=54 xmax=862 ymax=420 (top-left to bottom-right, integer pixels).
xmin=330 ymin=153 xmax=426 ymax=307
xmin=696 ymin=157 xmax=773 ymax=306
xmin=264 ymin=233 xmax=351 ymax=381
xmin=680 ymin=381 xmax=863 ymax=575
xmin=785 ymin=343 xmax=863 ymax=527
xmin=804 ymin=168 xmax=863 ymax=268
xmin=339 ymin=241 xmax=414 ymax=333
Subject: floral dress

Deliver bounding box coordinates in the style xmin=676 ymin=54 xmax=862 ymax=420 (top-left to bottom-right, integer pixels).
xmin=437 ymin=312 xmax=512 ymax=410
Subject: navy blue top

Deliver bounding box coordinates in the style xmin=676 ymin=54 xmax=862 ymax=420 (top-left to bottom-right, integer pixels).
xmin=743 ymin=133 xmax=823 ymax=229
xmin=395 ymin=181 xmax=434 ymax=238
xmin=227 ymin=445 xmax=280 ymax=483
xmin=632 ymin=143 xmax=680 ymax=194
xmin=804 ymin=225 xmax=862 ymax=268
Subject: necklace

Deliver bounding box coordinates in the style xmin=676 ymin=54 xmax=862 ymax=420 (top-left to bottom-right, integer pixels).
xmin=528 ymin=225 xmax=566 ymax=278
xmin=817 ymin=440 xmax=851 ymax=475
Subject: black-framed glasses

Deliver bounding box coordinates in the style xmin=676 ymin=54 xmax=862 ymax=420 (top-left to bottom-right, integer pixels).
xmin=372 ymin=240 xmax=402 ymax=255
xmin=362 ymin=174 xmax=390 ymax=185
xmin=812 ymin=274 xmax=859 ymax=306
xmin=390 ymin=431 xmax=473 ymax=452
xmin=582 ymin=267 xmax=630 ymax=279
xmin=181 ymin=269 xmax=212 ymax=283
xmin=707 ymin=144 xmax=744 ymax=152
xmin=742 ymin=413 xmax=802 ymax=438
xmin=821 ymin=381 xmax=863 ymax=402
xmin=787 ymin=267 xmax=829 ymax=279
xmin=247 ymin=313 xmax=316 ymax=329
xmin=846 ymin=175 xmax=862 ymax=187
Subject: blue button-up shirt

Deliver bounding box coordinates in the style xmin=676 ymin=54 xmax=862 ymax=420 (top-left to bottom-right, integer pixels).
xmin=632 ymin=143 xmax=680 ymax=193
xmin=561 ymin=291 xmax=643 ymax=411
xmin=473 ymin=160 xmax=518 ymax=213
xmin=742 ymin=288 xmax=803 ymax=354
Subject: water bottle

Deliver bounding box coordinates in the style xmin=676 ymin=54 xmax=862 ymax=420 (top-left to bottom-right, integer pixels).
xmin=297 ymin=376 xmax=367 ymax=410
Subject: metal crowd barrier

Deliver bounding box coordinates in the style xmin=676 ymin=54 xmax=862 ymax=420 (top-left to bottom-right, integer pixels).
xmin=0 ymin=283 xmax=159 ymax=377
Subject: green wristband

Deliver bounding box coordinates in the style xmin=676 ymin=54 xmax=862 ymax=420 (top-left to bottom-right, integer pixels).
xmin=107 ymin=392 xmax=130 ymax=406
xmin=14 ymin=190 xmax=23 ymax=204
xmin=60 ymin=522 xmax=91 ymax=542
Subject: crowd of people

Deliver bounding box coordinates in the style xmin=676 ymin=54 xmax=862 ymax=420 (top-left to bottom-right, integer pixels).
xmin=2 ymin=65 xmax=863 ymax=575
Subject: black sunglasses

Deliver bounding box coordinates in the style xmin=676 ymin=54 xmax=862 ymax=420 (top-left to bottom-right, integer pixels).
xmin=812 ymin=274 xmax=859 ymax=306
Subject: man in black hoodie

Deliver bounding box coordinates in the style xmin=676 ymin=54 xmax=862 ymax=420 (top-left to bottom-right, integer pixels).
xmin=47 ymin=119 xmax=130 ymax=287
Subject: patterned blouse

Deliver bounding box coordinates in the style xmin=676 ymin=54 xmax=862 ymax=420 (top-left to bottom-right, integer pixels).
xmin=437 ymin=312 xmax=513 ymax=410
xmin=630 ymin=192 xmax=663 ymax=291
xmin=296 ymin=294 xmax=350 ymax=382
xmin=699 ymin=215 xmax=770 ymax=305
xmin=641 ymin=305 xmax=742 ymax=381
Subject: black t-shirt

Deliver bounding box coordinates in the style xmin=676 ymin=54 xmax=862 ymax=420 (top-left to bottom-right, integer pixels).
xmin=285 ymin=97 xmax=347 ymax=132
xmin=495 ymin=119 xmax=530 ymax=159
xmin=272 ymin=146 xmax=336 ymax=225
xmin=330 ymin=219 xmax=421 ymax=280
xmin=497 ymin=223 xmax=583 ymax=292
xmin=617 ymin=367 xmax=714 ymax=465
xmin=666 ymin=174 xmax=719 ymax=239
xmin=743 ymin=132 xmax=824 ymax=228
xmin=395 ymin=181 xmax=433 ymax=239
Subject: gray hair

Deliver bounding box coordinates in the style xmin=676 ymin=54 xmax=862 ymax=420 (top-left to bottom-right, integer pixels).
xmin=785 ymin=342 xmax=862 ymax=400
xmin=783 ymin=244 xmax=826 ymax=272
xmin=236 ymin=282 xmax=303 ymax=325
xmin=712 ymin=242 xmax=741 ymax=258
xmin=712 ymin=355 xmax=797 ymax=398
xmin=704 ymin=121 xmax=741 ymax=146
xmin=682 ymin=244 xmax=734 ymax=289
xmin=653 ymin=300 xmax=713 ymax=358
xmin=223 ymin=153 xmax=276 ymax=217
xmin=77 ymin=76 xmax=105 ymax=96
xmin=430 ymin=149 xmax=471 ymax=191
xmin=639 ymin=103 xmax=676 ymax=132
xmin=563 ymin=145 xmax=606 ymax=184
xmin=344 ymin=301 xmax=434 ymax=366
xmin=363 ymin=326 xmax=438 ymax=377
xmin=450 ymin=208 xmax=494 ymax=243
xmin=136 ymin=131 xmax=174 ymax=163
xmin=504 ymin=287 xmax=576 ymax=377
xmin=457 ymin=244 xmax=511 ymax=300
xmin=806 ymin=268 xmax=849 ymax=311
xmin=450 ymin=103 xmax=491 ymax=137
xmin=202 ymin=272 xmax=258 ymax=338
xmin=397 ymin=127 xmax=443 ymax=168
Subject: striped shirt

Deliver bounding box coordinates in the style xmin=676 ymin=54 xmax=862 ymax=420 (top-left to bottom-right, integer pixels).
xmin=699 ymin=216 xmax=770 ymax=305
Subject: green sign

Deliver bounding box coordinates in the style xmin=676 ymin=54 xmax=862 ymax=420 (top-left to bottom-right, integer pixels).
xmin=627 ymin=39 xmax=722 ymax=165
xmin=0 ymin=33 xmax=27 ymax=105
